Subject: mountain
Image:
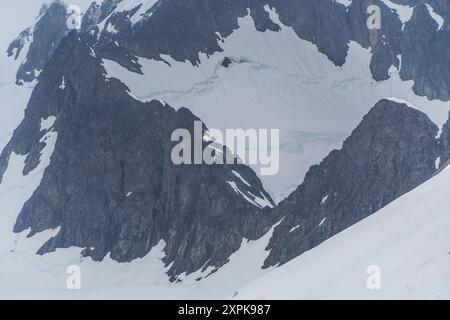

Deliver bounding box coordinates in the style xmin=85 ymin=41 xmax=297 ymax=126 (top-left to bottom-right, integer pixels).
xmin=264 ymin=99 xmax=440 ymax=268
xmin=85 ymin=0 xmax=450 ymax=199
xmin=7 ymin=1 xmax=67 ymax=84
xmin=85 ymin=0 xmax=450 ymax=101
xmin=234 ymin=162 xmax=450 ymax=299
xmin=0 ymin=31 xmax=276 ymax=280
xmin=1 ymin=0 xmax=450 ymax=299
xmin=438 ymin=110 xmax=450 ymax=169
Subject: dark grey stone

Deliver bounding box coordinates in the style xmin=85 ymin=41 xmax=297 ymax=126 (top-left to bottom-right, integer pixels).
xmin=264 ymin=99 xmax=439 ymax=267
xmin=0 ymin=32 xmax=277 ymax=280
xmin=13 ymin=1 xmax=68 ymax=84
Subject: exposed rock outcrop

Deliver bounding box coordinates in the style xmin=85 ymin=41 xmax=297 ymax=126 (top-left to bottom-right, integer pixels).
xmin=264 ymin=99 xmax=439 ymax=267
xmin=0 ymin=32 xmax=276 ymax=280
xmin=438 ymin=110 xmax=450 ymax=169
xmin=11 ymin=1 xmax=68 ymax=84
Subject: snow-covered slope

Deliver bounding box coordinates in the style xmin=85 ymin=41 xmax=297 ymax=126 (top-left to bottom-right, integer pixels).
xmin=102 ymin=7 xmax=450 ymax=201
xmin=0 ymin=0 xmax=99 ymax=151
xmin=2 ymin=0 xmax=450 ymax=300
xmin=0 ymin=0 xmax=47 ymax=152
xmin=234 ymin=166 xmax=450 ymax=300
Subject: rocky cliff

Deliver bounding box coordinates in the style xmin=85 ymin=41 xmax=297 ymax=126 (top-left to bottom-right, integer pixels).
xmin=264 ymin=99 xmax=439 ymax=267
xmin=4 ymin=0 xmax=450 ymax=280
xmin=0 ymin=32 xmax=276 ymax=280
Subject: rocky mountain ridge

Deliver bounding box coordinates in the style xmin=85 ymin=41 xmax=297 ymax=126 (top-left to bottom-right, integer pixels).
xmin=3 ymin=0 xmax=450 ymax=279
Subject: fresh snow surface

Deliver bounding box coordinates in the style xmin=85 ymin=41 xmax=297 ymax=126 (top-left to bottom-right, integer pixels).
xmin=381 ymin=0 xmax=414 ymax=28
xmin=234 ymin=167 xmax=450 ymax=300
xmin=335 ymin=0 xmax=352 ymax=8
xmin=125 ymin=0 xmax=159 ymax=24
xmin=425 ymin=4 xmax=444 ymax=31
xmin=0 ymin=83 xmax=36 ymax=152
xmin=98 ymin=0 xmax=158 ymax=32
xmin=40 ymin=116 xmax=56 ymax=132
xmin=0 ymin=1 xmax=48 ymax=151
xmin=102 ymin=7 xmax=450 ymax=202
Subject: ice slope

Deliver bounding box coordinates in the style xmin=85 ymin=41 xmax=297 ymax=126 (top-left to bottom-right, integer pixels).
xmin=234 ymin=167 xmax=450 ymax=300
xmin=102 ymin=7 xmax=450 ymax=201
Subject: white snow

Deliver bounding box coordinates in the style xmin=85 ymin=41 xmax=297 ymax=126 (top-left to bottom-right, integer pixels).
xmin=426 ymin=4 xmax=444 ymax=31
xmin=102 ymin=8 xmax=450 ymax=202
xmin=105 ymin=22 xmax=118 ymax=34
xmin=2 ymin=0 xmax=450 ymax=300
xmin=40 ymin=116 xmax=56 ymax=132
xmin=435 ymin=157 xmax=441 ymax=170
xmin=0 ymin=124 xmax=58 ymax=299
xmin=335 ymin=0 xmax=352 ymax=8
xmin=385 ymin=97 xmax=418 ymax=110
xmin=234 ymin=168 xmax=450 ymax=299
xmin=232 ymin=170 xmax=251 ymax=187
xmin=0 ymin=208 xmax=280 ymax=299
xmin=250 ymin=191 xmax=275 ymax=209
xmin=381 ymin=0 xmax=414 ymax=29
xmin=0 ymin=0 xmax=99 ymax=84
xmin=128 ymin=0 xmax=159 ymax=24
xmin=318 ymin=217 xmax=327 ymax=227
xmin=97 ymin=0 xmax=159 ymax=31
xmin=226 ymin=180 xmax=273 ymax=209
xmin=0 ymin=83 xmax=35 ymax=152
xmin=59 ymin=76 xmax=66 ymax=90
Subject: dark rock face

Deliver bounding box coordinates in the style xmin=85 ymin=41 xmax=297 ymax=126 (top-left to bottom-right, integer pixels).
xmin=4 ymin=0 xmax=450 ymax=279
xmin=86 ymin=0 xmax=450 ymax=101
xmin=6 ymin=29 xmax=31 ymax=60
xmin=91 ymin=0 xmax=402 ymax=75
xmin=269 ymin=0 xmax=350 ymax=66
xmin=264 ymin=99 xmax=439 ymax=267
xmin=400 ymin=3 xmax=450 ymax=101
xmin=92 ymin=0 xmax=281 ymax=71
xmin=8 ymin=0 xmax=450 ymax=100
xmin=269 ymin=0 xmax=403 ymax=78
xmin=0 ymin=32 xmax=276 ymax=279
xmin=11 ymin=1 xmax=68 ymax=84
xmin=438 ymin=111 xmax=450 ymax=169
xmin=392 ymin=0 xmax=450 ymax=101
xmin=81 ymin=0 xmax=122 ymax=32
